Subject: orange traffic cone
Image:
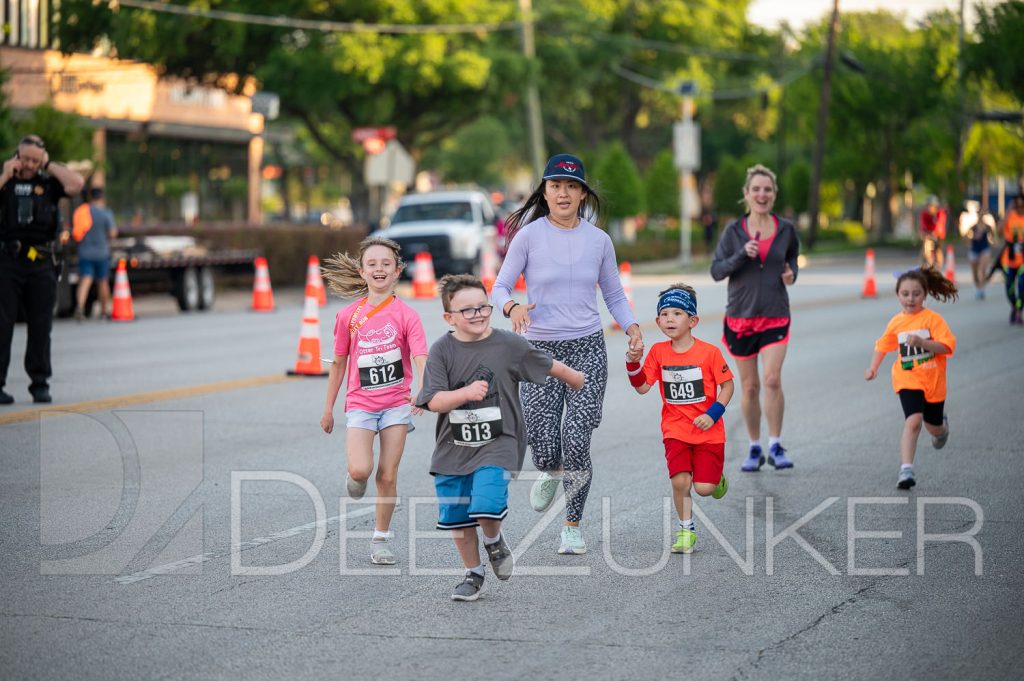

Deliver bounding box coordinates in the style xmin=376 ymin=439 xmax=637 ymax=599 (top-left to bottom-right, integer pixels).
xmin=287 ymin=284 xmax=328 ymax=376
xmin=479 ymin=237 xmax=498 ymax=293
xmin=251 ymin=256 xmax=275 ymax=311
xmin=514 ymin=274 xmax=527 ymax=292
xmin=307 ymin=255 xmax=327 ymax=307
xmin=944 ymin=245 xmax=956 ymax=283
xmin=861 ymin=248 xmax=878 ymax=298
xmin=613 ymin=261 xmax=635 ymax=329
xmin=413 ymin=252 xmax=438 ymax=299
xmin=111 ymin=259 xmax=135 ymax=321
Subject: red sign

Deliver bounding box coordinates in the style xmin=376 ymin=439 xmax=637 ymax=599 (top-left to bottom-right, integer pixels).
xmin=351 ymin=126 xmax=397 ymax=143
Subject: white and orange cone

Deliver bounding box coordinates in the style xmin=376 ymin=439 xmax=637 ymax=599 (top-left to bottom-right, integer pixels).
xmin=412 ymin=252 xmax=438 ymax=299
xmin=307 ymin=255 xmax=327 ymax=307
xmin=287 ymin=282 xmax=328 ymax=377
xmin=251 ymin=256 xmax=275 ymax=312
xmin=861 ymin=248 xmax=878 ymax=298
xmin=944 ymin=244 xmax=956 ymax=283
xmin=111 ymin=258 xmax=135 ymax=321
xmin=479 ymin=236 xmax=498 ymax=293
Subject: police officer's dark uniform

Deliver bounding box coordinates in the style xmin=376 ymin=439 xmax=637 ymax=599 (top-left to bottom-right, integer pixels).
xmin=0 ymin=157 xmax=70 ymax=404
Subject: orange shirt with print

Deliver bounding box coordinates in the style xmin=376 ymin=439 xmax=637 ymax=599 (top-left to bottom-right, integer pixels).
xmin=874 ymin=307 xmax=956 ymax=402
xmin=1002 ymin=210 xmax=1024 ymax=269
xmin=642 ymin=338 xmax=734 ymax=444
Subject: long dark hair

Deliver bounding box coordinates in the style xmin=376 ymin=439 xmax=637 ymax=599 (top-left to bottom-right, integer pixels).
xmin=896 ymin=266 xmax=958 ymax=303
xmin=504 ymin=180 xmax=603 ymax=250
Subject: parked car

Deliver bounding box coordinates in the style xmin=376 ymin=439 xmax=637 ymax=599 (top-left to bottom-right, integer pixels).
xmin=373 ymin=190 xmax=498 ymax=277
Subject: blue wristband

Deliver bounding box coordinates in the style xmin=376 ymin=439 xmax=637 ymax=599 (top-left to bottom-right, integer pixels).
xmin=704 ymin=401 xmax=725 ymax=423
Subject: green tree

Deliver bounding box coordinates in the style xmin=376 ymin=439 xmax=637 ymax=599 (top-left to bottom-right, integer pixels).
xmin=781 ymin=158 xmax=810 ymax=215
xmin=421 ymin=116 xmax=513 ymax=187
xmin=15 ymin=104 xmax=93 ymax=165
xmin=644 ymin=149 xmax=678 ymax=218
xmin=968 ymin=1 xmax=1024 ymax=102
xmin=593 ymin=141 xmax=644 ymax=220
xmin=713 ymin=154 xmax=746 ymax=220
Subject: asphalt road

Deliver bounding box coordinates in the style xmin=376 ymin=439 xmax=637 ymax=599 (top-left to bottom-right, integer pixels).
xmin=1 ymin=252 xmax=1022 ymax=680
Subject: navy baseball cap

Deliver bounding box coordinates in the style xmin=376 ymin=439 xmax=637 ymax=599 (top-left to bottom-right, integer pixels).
xmin=542 ymin=153 xmax=588 ymax=189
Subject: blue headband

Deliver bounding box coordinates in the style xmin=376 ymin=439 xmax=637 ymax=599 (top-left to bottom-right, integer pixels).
xmin=657 ymin=289 xmax=697 ymax=316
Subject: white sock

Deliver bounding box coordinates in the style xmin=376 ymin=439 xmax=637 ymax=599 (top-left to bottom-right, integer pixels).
xmin=372 ymin=530 xmax=392 ymax=541
xmin=769 ymin=437 xmax=782 ymax=448
xmin=901 ymin=464 xmax=913 ymax=472
xmin=677 ymin=518 xmax=695 ymax=531
xmin=482 ymin=531 xmax=501 ymax=545
xmin=468 ymin=564 xmax=485 ymax=577
xmin=749 ymin=439 xmax=762 ymax=450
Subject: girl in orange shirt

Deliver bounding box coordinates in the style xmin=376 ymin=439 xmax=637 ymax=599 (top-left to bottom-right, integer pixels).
xmin=865 ymin=268 xmax=957 ymax=489
xmin=995 ymin=195 xmax=1024 ymax=324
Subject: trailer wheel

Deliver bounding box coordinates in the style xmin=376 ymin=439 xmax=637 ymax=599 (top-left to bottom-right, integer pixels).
xmin=175 ymin=267 xmax=200 ymax=311
xmin=197 ymin=267 xmax=215 ymax=310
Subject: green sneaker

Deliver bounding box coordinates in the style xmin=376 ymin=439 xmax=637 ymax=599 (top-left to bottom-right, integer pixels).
xmin=672 ymin=528 xmax=697 ymax=554
xmin=558 ymin=525 xmax=587 ymax=554
xmin=712 ymin=473 xmax=729 ymax=499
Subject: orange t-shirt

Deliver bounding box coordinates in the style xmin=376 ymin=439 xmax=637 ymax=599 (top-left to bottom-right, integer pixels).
xmin=1002 ymin=210 xmax=1024 ymax=269
xmin=642 ymin=337 xmax=734 ymax=444
xmin=874 ymin=307 xmax=956 ymax=402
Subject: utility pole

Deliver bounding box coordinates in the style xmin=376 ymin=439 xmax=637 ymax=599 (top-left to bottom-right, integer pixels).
xmin=952 ymin=0 xmax=967 ymax=209
xmin=519 ymin=0 xmax=546 ymax=182
xmin=673 ymin=82 xmax=700 ymax=266
xmin=806 ymin=0 xmax=840 ymax=250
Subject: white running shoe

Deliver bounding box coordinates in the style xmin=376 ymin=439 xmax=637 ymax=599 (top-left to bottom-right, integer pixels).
xmin=530 ymin=471 xmax=561 ymax=512
xmin=345 ymin=474 xmax=367 ymax=500
xmin=558 ymin=525 xmax=587 ymax=554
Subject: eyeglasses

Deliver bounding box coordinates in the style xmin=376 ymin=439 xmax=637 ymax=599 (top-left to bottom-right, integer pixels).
xmin=19 ymin=137 xmax=45 ymax=149
xmin=449 ymin=304 xmax=493 ymax=319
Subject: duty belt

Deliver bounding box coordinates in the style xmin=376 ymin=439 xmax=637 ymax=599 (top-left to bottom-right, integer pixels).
xmin=0 ymin=239 xmax=55 ymax=261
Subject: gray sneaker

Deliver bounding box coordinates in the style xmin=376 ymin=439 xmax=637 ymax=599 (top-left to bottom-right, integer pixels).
xmin=370 ymin=539 xmax=396 ymax=565
xmin=484 ymin=534 xmax=515 ymax=581
xmin=345 ymin=474 xmax=367 ymax=500
xmin=530 ymin=472 xmax=561 ymax=512
xmin=451 ymin=571 xmax=486 ymax=601
xmin=932 ymin=415 xmax=949 ymax=449
xmin=897 ymin=469 xmax=916 ymax=490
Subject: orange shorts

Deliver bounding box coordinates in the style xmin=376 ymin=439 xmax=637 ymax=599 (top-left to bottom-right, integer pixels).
xmin=664 ymin=438 xmax=725 ymax=484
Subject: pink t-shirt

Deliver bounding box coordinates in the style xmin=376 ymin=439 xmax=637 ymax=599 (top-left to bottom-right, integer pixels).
xmin=333 ymin=296 xmax=428 ymax=412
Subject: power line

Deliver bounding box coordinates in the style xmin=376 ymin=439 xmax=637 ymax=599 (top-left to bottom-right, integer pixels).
xmin=114 ymin=0 xmax=520 ymax=35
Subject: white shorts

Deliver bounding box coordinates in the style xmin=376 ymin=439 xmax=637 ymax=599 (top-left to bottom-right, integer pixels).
xmin=345 ymin=404 xmax=415 ymax=433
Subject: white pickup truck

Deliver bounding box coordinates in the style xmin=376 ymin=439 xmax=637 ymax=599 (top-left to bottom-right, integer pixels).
xmin=373 ymin=190 xmax=498 ymax=277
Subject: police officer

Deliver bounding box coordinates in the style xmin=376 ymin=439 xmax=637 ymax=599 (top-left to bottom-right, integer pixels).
xmin=0 ymin=134 xmax=85 ymax=404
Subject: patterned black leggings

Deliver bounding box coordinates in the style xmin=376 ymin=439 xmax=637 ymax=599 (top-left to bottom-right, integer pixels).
xmin=521 ymin=331 xmax=609 ymax=523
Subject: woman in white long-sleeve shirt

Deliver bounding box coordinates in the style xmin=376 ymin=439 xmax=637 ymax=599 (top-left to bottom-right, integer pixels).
xmin=493 ymin=153 xmax=643 ymax=555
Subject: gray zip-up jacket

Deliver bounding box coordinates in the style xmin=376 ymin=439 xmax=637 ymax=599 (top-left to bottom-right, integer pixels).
xmin=710 ymin=216 xmax=800 ymax=319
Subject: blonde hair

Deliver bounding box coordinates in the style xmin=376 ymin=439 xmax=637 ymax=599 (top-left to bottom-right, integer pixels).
xmin=321 ymin=236 xmax=404 ymax=299
xmin=740 ymin=164 xmax=778 ymax=212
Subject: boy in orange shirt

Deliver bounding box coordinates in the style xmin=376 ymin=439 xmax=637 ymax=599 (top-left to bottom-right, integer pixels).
xmin=626 ymin=284 xmax=734 ymax=553
xmin=865 ymin=268 xmax=957 ymax=489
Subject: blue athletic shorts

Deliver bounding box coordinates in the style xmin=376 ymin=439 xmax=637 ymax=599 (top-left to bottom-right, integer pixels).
xmin=434 ymin=465 xmax=510 ymax=530
xmin=78 ymin=258 xmax=111 ymax=280
xmin=345 ymin=404 xmax=414 ymax=433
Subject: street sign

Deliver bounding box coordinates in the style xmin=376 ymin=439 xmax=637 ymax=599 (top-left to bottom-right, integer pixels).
xmin=673 ymin=120 xmax=701 ymax=171
xmin=352 ymin=126 xmax=397 ymax=142
xmin=365 ymin=140 xmax=415 ymax=188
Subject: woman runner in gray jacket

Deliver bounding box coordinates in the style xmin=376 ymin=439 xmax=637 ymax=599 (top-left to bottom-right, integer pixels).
xmin=710 ymin=164 xmax=799 ymax=472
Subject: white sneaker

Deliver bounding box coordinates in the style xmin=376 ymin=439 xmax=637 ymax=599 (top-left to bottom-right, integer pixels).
xmin=530 ymin=471 xmax=562 ymax=512
xmin=370 ymin=539 xmax=396 ymax=565
xmin=346 ymin=474 xmax=367 ymax=500
xmin=558 ymin=525 xmax=587 ymax=554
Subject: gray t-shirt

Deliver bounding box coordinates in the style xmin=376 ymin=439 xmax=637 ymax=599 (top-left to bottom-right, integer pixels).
xmin=78 ymin=206 xmax=115 ymax=260
xmin=417 ymin=329 xmax=553 ymax=476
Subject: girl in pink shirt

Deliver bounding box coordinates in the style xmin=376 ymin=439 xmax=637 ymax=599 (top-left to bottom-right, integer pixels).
xmin=321 ymin=237 xmax=428 ymax=566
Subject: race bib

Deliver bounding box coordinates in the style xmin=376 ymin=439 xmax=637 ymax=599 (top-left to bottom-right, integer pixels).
xmin=357 ymin=348 xmax=404 ymax=389
xmin=450 ymin=406 xmax=503 ymax=447
xmin=661 ymin=365 xmax=705 ymax=405
xmin=898 ymin=329 xmax=933 ymax=370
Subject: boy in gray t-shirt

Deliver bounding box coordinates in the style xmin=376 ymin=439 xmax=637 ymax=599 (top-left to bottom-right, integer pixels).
xmin=417 ymin=275 xmax=584 ymax=601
